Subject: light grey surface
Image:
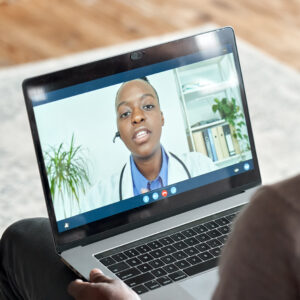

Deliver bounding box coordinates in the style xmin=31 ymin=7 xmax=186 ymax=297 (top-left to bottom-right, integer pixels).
xmin=0 ymin=25 xmax=300 ymax=235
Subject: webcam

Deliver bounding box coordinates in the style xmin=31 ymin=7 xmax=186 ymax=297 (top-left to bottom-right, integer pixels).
xmin=130 ymin=51 xmax=144 ymax=61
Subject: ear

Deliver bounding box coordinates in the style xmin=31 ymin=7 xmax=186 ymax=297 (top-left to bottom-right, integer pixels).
xmin=161 ymin=111 xmax=165 ymax=126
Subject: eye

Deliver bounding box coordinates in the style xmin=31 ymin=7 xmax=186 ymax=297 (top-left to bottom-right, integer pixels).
xmin=143 ymin=104 xmax=155 ymax=111
xmin=120 ymin=111 xmax=131 ymax=119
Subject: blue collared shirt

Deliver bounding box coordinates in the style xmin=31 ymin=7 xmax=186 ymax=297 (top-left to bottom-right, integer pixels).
xmin=130 ymin=146 xmax=169 ymax=196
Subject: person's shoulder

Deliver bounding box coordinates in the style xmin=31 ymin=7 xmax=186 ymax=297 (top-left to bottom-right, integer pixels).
xmin=269 ymin=174 xmax=300 ymax=212
xmin=233 ymin=174 xmax=300 ymax=241
xmin=249 ymin=174 xmax=300 ymax=215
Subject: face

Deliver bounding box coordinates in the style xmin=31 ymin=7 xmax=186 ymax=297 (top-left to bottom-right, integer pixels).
xmin=115 ymin=79 xmax=164 ymax=160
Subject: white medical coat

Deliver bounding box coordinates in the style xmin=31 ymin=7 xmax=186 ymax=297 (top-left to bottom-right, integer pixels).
xmin=83 ymin=150 xmax=216 ymax=213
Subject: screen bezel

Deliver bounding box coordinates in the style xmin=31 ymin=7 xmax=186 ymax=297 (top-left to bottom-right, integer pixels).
xmin=22 ymin=27 xmax=261 ymax=253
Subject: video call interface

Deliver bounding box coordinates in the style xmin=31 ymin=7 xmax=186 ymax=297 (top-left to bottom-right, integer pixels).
xmin=32 ymin=46 xmax=254 ymax=232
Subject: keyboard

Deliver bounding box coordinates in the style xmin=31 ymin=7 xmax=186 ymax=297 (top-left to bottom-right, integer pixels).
xmin=94 ymin=205 xmax=243 ymax=295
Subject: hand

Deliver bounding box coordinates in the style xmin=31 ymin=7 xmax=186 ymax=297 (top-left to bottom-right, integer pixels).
xmin=68 ymin=268 xmax=140 ymax=300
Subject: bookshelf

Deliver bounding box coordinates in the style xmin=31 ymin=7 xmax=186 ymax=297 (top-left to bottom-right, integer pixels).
xmin=174 ymin=54 xmax=249 ymax=166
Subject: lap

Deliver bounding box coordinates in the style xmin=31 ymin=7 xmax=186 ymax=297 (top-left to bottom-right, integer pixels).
xmin=0 ymin=218 xmax=77 ymax=300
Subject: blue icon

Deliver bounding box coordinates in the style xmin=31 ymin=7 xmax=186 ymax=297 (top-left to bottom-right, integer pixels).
xmin=244 ymin=163 xmax=250 ymax=171
xmin=170 ymin=186 xmax=177 ymax=194
xmin=143 ymin=195 xmax=150 ymax=203
xmin=152 ymin=192 xmax=159 ymax=200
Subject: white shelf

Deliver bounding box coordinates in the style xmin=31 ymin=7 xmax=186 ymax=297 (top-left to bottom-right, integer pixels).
xmin=214 ymin=151 xmax=252 ymax=168
xmin=191 ymin=119 xmax=226 ymax=132
xmin=182 ymin=80 xmax=238 ymax=98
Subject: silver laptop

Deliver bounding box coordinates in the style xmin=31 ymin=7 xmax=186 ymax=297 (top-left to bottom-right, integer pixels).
xmin=22 ymin=27 xmax=261 ymax=299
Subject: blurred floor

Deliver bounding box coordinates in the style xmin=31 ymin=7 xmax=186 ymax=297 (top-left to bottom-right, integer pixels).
xmin=0 ymin=0 xmax=300 ymax=69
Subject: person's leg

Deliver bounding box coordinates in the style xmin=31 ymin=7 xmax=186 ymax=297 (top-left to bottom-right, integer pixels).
xmin=0 ymin=218 xmax=77 ymax=300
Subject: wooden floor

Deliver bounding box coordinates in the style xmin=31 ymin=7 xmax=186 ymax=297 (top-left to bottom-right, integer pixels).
xmin=0 ymin=0 xmax=300 ymax=70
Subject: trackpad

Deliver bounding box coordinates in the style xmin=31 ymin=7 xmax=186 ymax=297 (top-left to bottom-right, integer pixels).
xmin=179 ymin=268 xmax=219 ymax=300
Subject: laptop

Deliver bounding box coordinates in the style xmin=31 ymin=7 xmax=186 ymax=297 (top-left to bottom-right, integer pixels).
xmin=22 ymin=27 xmax=261 ymax=299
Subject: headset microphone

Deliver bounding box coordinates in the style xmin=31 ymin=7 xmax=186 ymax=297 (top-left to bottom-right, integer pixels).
xmin=113 ymin=131 xmax=120 ymax=143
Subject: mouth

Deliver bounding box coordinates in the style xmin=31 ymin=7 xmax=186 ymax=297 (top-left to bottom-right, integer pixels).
xmin=132 ymin=127 xmax=151 ymax=144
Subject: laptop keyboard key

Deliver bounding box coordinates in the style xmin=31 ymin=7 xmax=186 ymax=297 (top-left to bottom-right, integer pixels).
xmin=205 ymin=221 xmax=219 ymax=229
xmin=161 ymin=245 xmax=177 ymax=255
xmin=99 ymin=257 xmax=116 ymax=266
xmin=174 ymin=259 xmax=191 ymax=269
xmin=149 ymin=249 xmax=165 ymax=259
xmin=151 ymin=268 xmax=167 ymax=277
xmin=218 ymin=235 xmax=228 ymax=244
xmin=183 ymin=258 xmax=217 ymax=276
xmin=137 ymin=263 xmax=153 ymax=273
xmin=184 ymin=237 xmax=199 ymax=246
xmin=195 ymin=242 xmax=210 ymax=252
xmin=149 ymin=259 xmax=164 ymax=268
xmin=156 ymin=275 xmax=173 ymax=286
xmin=181 ymin=229 xmax=196 ymax=238
xmin=136 ymin=245 xmax=151 ymax=254
xmin=108 ymin=261 xmax=130 ymax=273
xmin=161 ymin=255 xmax=176 ymax=264
xmin=132 ymin=285 xmax=148 ymax=295
xmin=111 ymin=253 xmax=127 ymax=262
xmin=215 ymin=217 xmax=230 ymax=226
xmin=219 ymin=225 xmax=230 ymax=235
xmin=184 ymin=247 xmax=199 ymax=256
xmin=116 ymin=267 xmax=140 ymax=280
xmin=159 ymin=236 xmax=174 ymax=245
xmin=207 ymin=229 xmax=222 ymax=238
xmin=144 ymin=280 xmax=161 ymax=290
xmin=171 ymin=233 xmax=185 ymax=241
xmin=127 ymin=257 xmax=142 ymax=267
xmin=173 ymin=241 xmax=189 ymax=250
xmin=196 ymin=233 xmax=210 ymax=242
xmin=168 ymin=270 xmax=187 ymax=281
xmin=193 ymin=224 xmax=208 ymax=234
xmin=198 ymin=251 xmax=214 ymax=261
xmin=124 ymin=272 xmax=155 ymax=288
xmin=209 ymin=247 xmax=221 ymax=257
xmin=147 ymin=241 xmax=163 ymax=250
xmin=163 ymin=264 xmax=179 ymax=273
xmin=124 ymin=249 xmax=139 ymax=258
xmin=186 ymin=255 xmax=202 ymax=265
xmin=138 ymin=253 xmax=153 ymax=263
xmin=207 ymin=238 xmax=222 ymax=248
xmin=173 ymin=250 xmax=188 ymax=260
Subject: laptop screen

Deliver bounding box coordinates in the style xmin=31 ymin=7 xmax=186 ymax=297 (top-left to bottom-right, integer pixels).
xmin=24 ymin=28 xmax=260 ymax=243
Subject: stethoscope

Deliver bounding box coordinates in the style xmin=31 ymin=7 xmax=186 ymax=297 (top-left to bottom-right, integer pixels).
xmin=113 ymin=131 xmax=192 ymax=200
xmin=118 ymin=152 xmax=191 ymax=201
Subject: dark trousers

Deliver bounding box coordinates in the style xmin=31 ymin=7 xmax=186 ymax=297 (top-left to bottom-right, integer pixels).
xmin=0 ymin=218 xmax=77 ymax=300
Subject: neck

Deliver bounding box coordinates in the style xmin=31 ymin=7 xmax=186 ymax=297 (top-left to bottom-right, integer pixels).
xmin=133 ymin=147 xmax=162 ymax=181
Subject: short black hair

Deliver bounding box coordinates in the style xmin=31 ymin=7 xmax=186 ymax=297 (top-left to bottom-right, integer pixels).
xmin=115 ymin=77 xmax=159 ymax=105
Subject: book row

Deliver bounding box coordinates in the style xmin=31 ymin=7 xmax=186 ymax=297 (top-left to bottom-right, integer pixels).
xmin=192 ymin=124 xmax=241 ymax=162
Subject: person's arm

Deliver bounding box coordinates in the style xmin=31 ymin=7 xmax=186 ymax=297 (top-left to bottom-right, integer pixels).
xmin=68 ymin=269 xmax=140 ymax=300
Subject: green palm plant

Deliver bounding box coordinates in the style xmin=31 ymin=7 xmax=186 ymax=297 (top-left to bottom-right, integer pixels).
xmin=44 ymin=134 xmax=91 ymax=218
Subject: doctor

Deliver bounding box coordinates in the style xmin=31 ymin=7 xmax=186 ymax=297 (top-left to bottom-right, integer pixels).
xmin=86 ymin=77 xmax=216 ymax=209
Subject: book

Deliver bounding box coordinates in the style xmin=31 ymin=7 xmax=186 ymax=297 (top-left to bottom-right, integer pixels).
xmin=203 ymin=129 xmax=214 ymax=161
xmin=229 ymin=124 xmax=241 ymax=154
xmin=223 ymin=124 xmax=235 ymax=156
xmin=216 ymin=125 xmax=230 ymax=159
xmin=207 ymin=128 xmax=218 ymax=161
xmin=192 ymin=131 xmax=208 ymax=156
xmin=211 ymin=127 xmax=224 ymax=160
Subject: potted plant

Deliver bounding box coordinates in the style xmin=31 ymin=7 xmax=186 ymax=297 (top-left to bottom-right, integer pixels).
xmin=44 ymin=134 xmax=91 ymax=218
xmin=212 ymin=97 xmax=250 ymax=157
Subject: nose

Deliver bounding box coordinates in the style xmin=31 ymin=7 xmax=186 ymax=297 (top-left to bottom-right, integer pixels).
xmin=131 ymin=107 xmax=145 ymax=124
